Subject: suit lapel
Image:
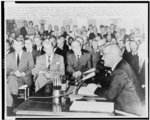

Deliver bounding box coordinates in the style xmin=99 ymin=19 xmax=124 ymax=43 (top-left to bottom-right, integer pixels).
xmin=19 ymin=51 xmax=26 ymax=69
xmin=42 ymin=54 xmax=47 ymax=68
xmin=72 ymin=53 xmax=78 ymax=67
xmin=13 ymin=52 xmax=18 ymax=70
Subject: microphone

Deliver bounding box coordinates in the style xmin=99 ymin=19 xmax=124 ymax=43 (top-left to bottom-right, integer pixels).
xmin=82 ymin=68 xmax=96 ymax=75
xmin=81 ymin=72 xmax=95 ymax=81
xmin=75 ymin=72 xmax=95 ymax=94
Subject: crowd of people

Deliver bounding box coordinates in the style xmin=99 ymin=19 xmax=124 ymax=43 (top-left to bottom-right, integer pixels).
xmin=6 ymin=20 xmax=146 ymax=116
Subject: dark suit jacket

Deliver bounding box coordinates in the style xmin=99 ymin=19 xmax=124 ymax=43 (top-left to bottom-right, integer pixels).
xmin=33 ymin=45 xmax=45 ymax=55
xmin=89 ymin=32 xmax=101 ymax=39
xmin=123 ymin=52 xmax=139 ymax=77
xmin=66 ymin=50 xmax=92 ymax=77
xmin=43 ymin=30 xmax=54 ymax=36
xmin=20 ymin=26 xmax=27 ymax=38
xmin=94 ymin=59 xmax=144 ymax=115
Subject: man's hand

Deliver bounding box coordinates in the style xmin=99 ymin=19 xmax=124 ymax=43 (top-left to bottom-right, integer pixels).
xmin=73 ymin=71 xmax=82 ymax=78
xmin=13 ymin=70 xmax=25 ymax=77
xmin=86 ymin=83 xmax=99 ymax=93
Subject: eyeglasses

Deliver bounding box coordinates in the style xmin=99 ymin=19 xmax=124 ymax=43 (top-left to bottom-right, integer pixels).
xmin=102 ymin=52 xmax=112 ymax=56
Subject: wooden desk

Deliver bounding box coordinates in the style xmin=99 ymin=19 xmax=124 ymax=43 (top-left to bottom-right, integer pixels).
xmin=14 ymin=84 xmax=115 ymax=117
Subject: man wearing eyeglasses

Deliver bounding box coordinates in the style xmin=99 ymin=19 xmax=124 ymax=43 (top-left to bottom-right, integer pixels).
xmin=94 ymin=44 xmax=144 ymax=115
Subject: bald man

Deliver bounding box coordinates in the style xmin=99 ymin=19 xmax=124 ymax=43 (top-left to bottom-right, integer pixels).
xmin=32 ymin=38 xmax=65 ymax=91
xmin=66 ymin=40 xmax=92 ymax=84
xmin=94 ymin=44 xmax=144 ymax=115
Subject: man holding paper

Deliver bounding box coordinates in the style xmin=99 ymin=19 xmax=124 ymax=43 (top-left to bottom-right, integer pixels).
xmin=6 ymin=38 xmax=34 ymax=114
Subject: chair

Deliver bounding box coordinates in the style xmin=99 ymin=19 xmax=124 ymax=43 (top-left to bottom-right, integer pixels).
xmin=18 ymin=84 xmax=29 ymax=100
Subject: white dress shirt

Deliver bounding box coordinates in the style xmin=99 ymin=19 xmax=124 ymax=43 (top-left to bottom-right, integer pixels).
xmin=15 ymin=50 xmax=23 ymax=65
xmin=37 ymin=46 xmax=42 ymax=51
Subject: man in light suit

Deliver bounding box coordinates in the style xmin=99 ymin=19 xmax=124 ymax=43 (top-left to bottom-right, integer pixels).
xmin=6 ymin=38 xmax=34 ymax=114
xmin=24 ymin=38 xmax=40 ymax=64
xmin=32 ymin=38 xmax=65 ymax=92
xmin=93 ymin=44 xmax=144 ymax=115
xmin=66 ymin=40 xmax=92 ymax=84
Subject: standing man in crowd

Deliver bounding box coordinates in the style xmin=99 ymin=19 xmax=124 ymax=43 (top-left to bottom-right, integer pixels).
xmin=20 ymin=20 xmax=28 ymax=38
xmin=33 ymin=36 xmax=45 ymax=55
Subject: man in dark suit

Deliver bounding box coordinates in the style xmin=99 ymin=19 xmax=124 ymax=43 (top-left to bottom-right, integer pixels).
xmin=89 ymin=26 xmax=101 ymax=40
xmin=123 ymin=40 xmax=139 ymax=77
xmin=20 ymin=20 xmax=28 ymax=38
xmin=66 ymin=40 xmax=92 ymax=83
xmin=93 ymin=44 xmax=144 ymax=115
xmin=99 ymin=25 xmax=107 ymax=39
xmin=43 ymin=24 xmax=54 ymax=37
xmin=6 ymin=38 xmax=34 ymax=113
xmin=33 ymin=36 xmax=45 ymax=55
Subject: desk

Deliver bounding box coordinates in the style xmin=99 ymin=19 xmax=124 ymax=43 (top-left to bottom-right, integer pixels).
xmin=14 ymin=84 xmax=115 ymax=117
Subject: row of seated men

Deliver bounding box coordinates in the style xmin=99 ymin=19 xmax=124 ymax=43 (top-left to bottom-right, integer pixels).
xmin=6 ymin=35 xmax=145 ymax=116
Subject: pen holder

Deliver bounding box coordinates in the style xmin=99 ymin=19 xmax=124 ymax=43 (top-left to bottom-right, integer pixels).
xmin=53 ymin=90 xmax=61 ymax=104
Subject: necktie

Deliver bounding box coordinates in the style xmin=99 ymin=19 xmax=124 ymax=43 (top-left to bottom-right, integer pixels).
xmin=48 ymin=56 xmax=51 ymax=69
xmin=17 ymin=54 xmax=20 ymax=67
xmin=77 ymin=55 xmax=80 ymax=68
xmin=77 ymin=55 xmax=80 ymax=61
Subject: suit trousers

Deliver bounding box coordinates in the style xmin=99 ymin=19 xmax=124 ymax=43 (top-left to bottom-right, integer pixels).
xmin=35 ymin=74 xmax=50 ymax=92
xmin=7 ymin=74 xmax=32 ymax=107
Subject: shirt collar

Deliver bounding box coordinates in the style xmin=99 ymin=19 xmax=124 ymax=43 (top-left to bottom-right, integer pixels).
xmin=37 ymin=46 xmax=42 ymax=51
xmin=111 ymin=57 xmax=122 ymax=71
xmin=132 ymin=52 xmax=137 ymax=55
xmin=46 ymin=53 xmax=54 ymax=61
xmin=74 ymin=52 xmax=82 ymax=59
xmin=27 ymin=48 xmax=33 ymax=53
xmin=16 ymin=50 xmax=23 ymax=56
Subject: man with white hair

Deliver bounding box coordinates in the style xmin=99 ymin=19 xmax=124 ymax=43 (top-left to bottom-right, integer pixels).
xmin=93 ymin=44 xmax=144 ymax=115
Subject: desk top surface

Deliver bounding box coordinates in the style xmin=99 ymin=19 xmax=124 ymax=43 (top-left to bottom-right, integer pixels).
xmin=14 ymin=83 xmax=115 ymax=117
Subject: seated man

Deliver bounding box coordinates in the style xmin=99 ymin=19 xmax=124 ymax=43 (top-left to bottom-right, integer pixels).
xmin=24 ymin=38 xmax=40 ymax=64
xmin=33 ymin=36 xmax=45 ymax=55
xmin=7 ymin=38 xmax=34 ymax=110
xmin=66 ymin=40 xmax=92 ymax=84
xmin=32 ymin=38 xmax=65 ymax=92
xmin=85 ymin=44 xmax=144 ymax=115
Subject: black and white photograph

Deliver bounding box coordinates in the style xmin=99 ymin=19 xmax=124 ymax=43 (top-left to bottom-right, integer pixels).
xmin=1 ymin=1 xmax=149 ymax=119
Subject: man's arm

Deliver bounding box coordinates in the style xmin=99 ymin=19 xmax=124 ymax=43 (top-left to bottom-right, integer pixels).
xmin=32 ymin=56 xmax=42 ymax=76
xmin=23 ymin=53 xmax=34 ymax=76
xmin=59 ymin=56 xmax=65 ymax=75
xmin=6 ymin=55 xmax=12 ymax=76
xmin=66 ymin=55 xmax=75 ymax=75
xmin=94 ymin=71 xmax=128 ymax=100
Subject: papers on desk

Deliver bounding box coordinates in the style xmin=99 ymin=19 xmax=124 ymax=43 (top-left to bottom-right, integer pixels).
xmin=70 ymin=101 xmax=114 ymax=113
xmin=77 ymin=83 xmax=99 ymax=96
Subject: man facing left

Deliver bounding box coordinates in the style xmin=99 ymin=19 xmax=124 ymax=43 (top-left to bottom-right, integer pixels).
xmin=6 ymin=37 xmax=34 ymax=115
